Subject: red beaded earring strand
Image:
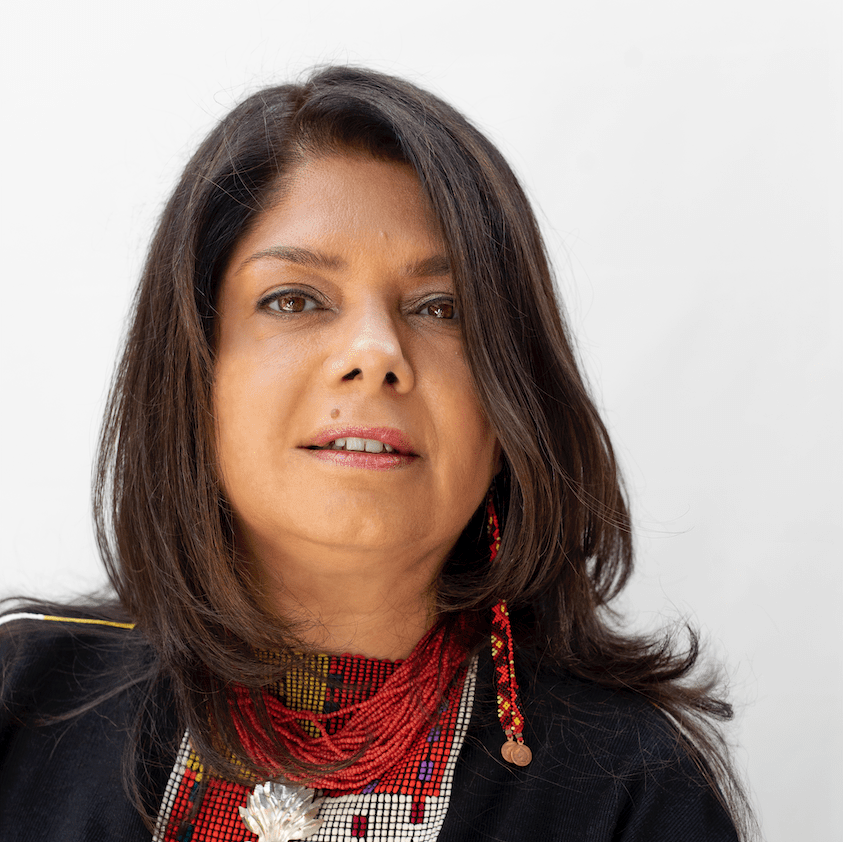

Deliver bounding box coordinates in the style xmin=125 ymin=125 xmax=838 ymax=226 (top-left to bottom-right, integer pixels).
xmin=487 ymin=492 xmax=532 ymax=766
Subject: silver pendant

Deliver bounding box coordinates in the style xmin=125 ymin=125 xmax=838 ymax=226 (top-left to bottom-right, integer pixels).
xmin=239 ymin=781 xmax=325 ymax=841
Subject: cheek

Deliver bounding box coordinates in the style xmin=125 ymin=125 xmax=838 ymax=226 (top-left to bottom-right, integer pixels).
xmin=451 ymin=358 xmax=496 ymax=458
xmin=214 ymin=336 xmax=305 ymax=438
xmin=437 ymin=376 xmax=499 ymax=492
xmin=213 ymin=385 xmax=252 ymax=501
xmin=213 ymin=355 xmax=278 ymax=491
xmin=215 ymin=359 xmax=254 ymax=443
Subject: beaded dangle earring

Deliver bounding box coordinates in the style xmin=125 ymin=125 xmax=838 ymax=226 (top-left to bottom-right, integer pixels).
xmin=486 ymin=491 xmax=532 ymax=766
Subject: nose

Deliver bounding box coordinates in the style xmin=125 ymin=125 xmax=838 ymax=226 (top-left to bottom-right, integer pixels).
xmin=324 ymin=303 xmax=415 ymax=394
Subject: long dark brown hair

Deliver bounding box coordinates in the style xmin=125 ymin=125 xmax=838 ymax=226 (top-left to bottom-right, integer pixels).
xmin=3 ymin=66 xmax=753 ymax=835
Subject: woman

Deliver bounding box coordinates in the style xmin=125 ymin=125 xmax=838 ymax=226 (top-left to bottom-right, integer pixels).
xmin=0 ymin=66 xmax=752 ymax=840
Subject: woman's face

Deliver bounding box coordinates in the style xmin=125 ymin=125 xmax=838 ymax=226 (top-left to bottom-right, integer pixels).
xmin=214 ymin=152 xmax=499 ymax=579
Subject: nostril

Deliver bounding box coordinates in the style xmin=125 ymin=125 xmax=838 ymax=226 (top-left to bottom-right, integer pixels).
xmin=342 ymin=368 xmax=362 ymax=381
xmin=385 ymin=371 xmax=398 ymax=385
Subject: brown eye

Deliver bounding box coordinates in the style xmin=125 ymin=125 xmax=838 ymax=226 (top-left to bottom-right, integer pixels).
xmin=265 ymin=292 xmax=318 ymax=314
xmin=422 ymin=299 xmax=457 ymax=320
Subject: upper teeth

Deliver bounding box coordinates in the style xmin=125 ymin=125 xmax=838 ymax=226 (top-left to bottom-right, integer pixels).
xmin=326 ymin=437 xmax=395 ymax=453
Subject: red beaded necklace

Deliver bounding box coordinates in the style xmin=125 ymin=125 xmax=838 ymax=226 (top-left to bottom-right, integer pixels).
xmin=232 ymin=615 xmax=470 ymax=791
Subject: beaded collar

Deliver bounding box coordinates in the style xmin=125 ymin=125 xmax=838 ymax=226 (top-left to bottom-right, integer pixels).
xmin=153 ymin=646 xmax=478 ymax=841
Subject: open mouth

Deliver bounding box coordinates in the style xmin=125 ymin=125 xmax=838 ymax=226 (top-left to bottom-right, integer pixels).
xmin=309 ymin=437 xmax=397 ymax=454
xmin=303 ymin=427 xmax=417 ymax=460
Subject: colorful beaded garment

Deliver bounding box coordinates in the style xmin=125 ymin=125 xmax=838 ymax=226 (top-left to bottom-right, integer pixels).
xmin=152 ymin=650 xmax=477 ymax=841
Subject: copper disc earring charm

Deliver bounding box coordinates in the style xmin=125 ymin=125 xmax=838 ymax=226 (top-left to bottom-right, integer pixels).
xmin=509 ymin=741 xmax=533 ymax=767
xmin=501 ymin=729 xmax=532 ymax=766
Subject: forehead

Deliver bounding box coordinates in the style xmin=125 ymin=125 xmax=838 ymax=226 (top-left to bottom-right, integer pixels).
xmin=245 ymin=152 xmax=444 ymax=252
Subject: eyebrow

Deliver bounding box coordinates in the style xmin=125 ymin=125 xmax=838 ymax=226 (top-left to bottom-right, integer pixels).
xmin=238 ymin=246 xmax=451 ymax=278
xmin=239 ymin=246 xmax=343 ymax=273
xmin=404 ymin=254 xmax=451 ymax=278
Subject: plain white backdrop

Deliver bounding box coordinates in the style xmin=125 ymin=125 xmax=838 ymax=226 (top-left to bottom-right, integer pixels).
xmin=1 ymin=2 xmax=840 ymax=839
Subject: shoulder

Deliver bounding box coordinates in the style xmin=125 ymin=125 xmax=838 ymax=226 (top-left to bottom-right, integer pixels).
xmin=1 ymin=610 xmax=146 ymax=714
xmin=0 ymin=610 xmax=175 ymax=841
xmin=443 ymin=652 xmax=739 ymax=842
xmin=526 ymin=663 xmax=693 ymax=777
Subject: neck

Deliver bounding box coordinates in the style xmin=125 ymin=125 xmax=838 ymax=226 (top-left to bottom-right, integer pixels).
xmin=249 ymin=540 xmax=444 ymax=661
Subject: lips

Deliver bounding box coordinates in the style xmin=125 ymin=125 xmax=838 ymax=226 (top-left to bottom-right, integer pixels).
xmin=304 ymin=427 xmax=417 ymax=457
xmin=301 ymin=427 xmax=418 ymax=470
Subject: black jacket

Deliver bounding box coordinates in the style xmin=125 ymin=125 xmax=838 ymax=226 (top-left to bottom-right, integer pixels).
xmin=0 ymin=617 xmax=738 ymax=841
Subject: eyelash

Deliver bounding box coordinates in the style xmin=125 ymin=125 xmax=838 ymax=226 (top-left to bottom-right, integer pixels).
xmin=259 ymin=289 xmax=320 ymax=314
xmin=258 ymin=290 xmax=458 ymax=320
xmin=417 ymin=297 xmax=458 ymax=320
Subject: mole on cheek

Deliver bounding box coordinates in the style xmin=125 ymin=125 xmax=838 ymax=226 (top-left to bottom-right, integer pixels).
xmin=330 ymin=408 xmax=340 ymax=419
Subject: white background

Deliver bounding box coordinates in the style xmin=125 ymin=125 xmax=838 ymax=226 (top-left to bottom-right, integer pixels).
xmin=1 ymin=2 xmax=840 ymax=839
